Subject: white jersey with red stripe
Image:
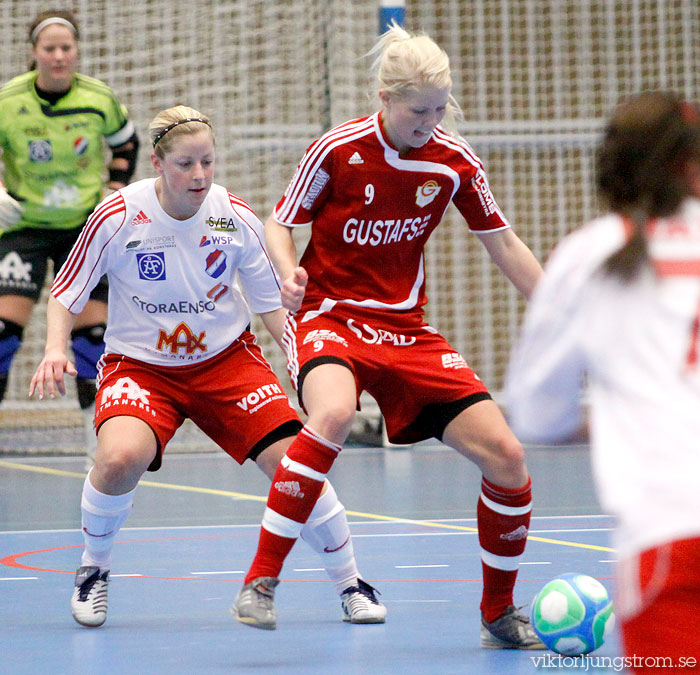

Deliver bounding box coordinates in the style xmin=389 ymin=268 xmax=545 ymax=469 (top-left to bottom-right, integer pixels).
xmin=506 ymin=197 xmax=700 ymax=557
xmin=274 ymin=112 xmax=510 ymax=314
xmin=52 ymin=178 xmax=282 ymax=366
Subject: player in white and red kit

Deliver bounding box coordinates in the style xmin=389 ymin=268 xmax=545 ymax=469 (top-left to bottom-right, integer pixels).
xmin=233 ymin=24 xmax=545 ymax=649
xmin=29 ymin=105 xmax=385 ymax=630
xmin=507 ymin=92 xmax=700 ymax=670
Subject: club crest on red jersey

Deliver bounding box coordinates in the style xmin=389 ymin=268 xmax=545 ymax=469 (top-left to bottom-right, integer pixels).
xmin=416 ymin=180 xmax=441 ymax=207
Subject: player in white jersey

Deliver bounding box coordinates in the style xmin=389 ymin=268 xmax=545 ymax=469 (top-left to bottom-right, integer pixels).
xmin=507 ymin=91 xmax=700 ymax=669
xmin=29 ymin=105 xmax=385 ymax=630
xmin=233 ymin=24 xmax=545 ymax=649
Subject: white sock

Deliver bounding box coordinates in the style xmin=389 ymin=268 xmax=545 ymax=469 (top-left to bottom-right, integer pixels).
xmin=300 ymin=482 xmax=361 ymax=594
xmin=80 ymin=470 xmax=136 ymax=570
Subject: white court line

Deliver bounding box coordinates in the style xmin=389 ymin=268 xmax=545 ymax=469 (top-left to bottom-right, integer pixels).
xmin=599 ymin=559 xmax=617 ymax=563
xmin=111 ymin=574 xmax=143 ymax=577
xmin=352 ymin=532 xmax=472 ymax=538
xmin=190 ymin=570 xmax=244 ymax=575
xmin=519 ymin=561 xmax=552 ymax=565
xmin=293 ymin=568 xmax=324 ymax=572
xmin=0 ymin=576 xmax=38 ymax=580
xmin=529 ymin=528 xmax=613 ymax=534
xmin=352 ymin=529 xmax=611 ymax=539
xmin=390 ymin=599 xmax=450 ymax=604
xmin=395 ymin=564 xmax=449 ymax=569
xmin=529 ymin=515 xmax=613 ymax=520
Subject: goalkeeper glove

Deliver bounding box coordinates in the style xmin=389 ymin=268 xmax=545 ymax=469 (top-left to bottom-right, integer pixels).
xmin=0 ymin=185 xmax=22 ymax=231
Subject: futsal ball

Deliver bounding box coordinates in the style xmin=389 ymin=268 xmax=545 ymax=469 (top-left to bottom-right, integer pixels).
xmin=530 ymin=573 xmax=615 ymax=655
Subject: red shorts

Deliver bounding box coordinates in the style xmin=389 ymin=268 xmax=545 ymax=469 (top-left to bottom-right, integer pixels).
xmin=617 ymin=537 xmax=700 ymax=671
xmin=96 ymin=331 xmax=301 ymax=471
xmin=284 ymin=303 xmax=490 ymax=444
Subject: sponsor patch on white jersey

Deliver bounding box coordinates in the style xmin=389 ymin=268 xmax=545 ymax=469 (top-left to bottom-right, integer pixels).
xmin=137 ymin=252 xmax=166 ymax=281
xmin=205 ymin=249 xmax=227 ymax=279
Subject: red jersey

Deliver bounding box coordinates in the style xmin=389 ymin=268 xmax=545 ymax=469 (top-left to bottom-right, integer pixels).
xmin=274 ymin=112 xmax=510 ymax=314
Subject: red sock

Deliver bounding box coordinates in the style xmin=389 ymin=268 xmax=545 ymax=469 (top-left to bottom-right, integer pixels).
xmin=478 ymin=476 xmax=532 ymax=623
xmin=245 ymin=426 xmax=340 ymax=583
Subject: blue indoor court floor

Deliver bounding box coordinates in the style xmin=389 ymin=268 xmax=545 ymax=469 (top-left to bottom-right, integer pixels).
xmin=0 ymin=442 xmax=621 ymax=674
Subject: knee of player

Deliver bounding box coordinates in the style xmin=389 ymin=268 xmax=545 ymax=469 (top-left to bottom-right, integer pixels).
xmin=487 ymin=434 xmax=526 ymax=475
xmin=478 ymin=439 xmax=529 ymax=489
xmin=95 ymin=437 xmax=153 ymax=484
xmin=309 ymin=402 xmax=356 ymax=441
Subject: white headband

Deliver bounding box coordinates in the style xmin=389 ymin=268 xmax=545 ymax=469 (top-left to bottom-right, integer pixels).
xmin=31 ymin=17 xmax=77 ymax=44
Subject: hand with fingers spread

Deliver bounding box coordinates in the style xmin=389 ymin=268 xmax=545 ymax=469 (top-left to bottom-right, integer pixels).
xmin=281 ymin=267 xmax=308 ymax=312
xmin=29 ymin=348 xmax=77 ymax=400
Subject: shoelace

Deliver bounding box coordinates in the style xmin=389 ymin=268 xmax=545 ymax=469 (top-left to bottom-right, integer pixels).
xmin=512 ymin=605 xmax=531 ymax=623
xmin=343 ymin=579 xmax=381 ymax=604
xmin=78 ymin=570 xmax=106 ymax=601
xmin=252 ymin=583 xmax=275 ymax=607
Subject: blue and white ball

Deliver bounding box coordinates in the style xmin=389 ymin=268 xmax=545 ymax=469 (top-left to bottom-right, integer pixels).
xmin=531 ymin=573 xmax=615 ymax=655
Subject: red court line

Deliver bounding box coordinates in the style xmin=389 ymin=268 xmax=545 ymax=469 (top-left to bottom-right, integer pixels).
xmin=0 ymin=543 xmax=613 ymax=585
xmin=0 ymin=532 xmax=257 ymax=580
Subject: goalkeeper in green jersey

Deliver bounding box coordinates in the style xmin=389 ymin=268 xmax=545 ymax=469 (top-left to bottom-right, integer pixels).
xmin=0 ymin=9 xmax=139 ymax=468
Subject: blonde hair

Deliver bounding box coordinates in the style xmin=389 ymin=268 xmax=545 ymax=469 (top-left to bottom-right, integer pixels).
xmin=149 ymin=105 xmax=214 ymax=158
xmin=368 ymin=22 xmax=462 ymax=133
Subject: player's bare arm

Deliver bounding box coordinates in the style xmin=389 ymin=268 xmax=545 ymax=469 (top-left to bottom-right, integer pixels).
xmin=264 ymin=215 xmax=298 ymax=280
xmin=476 ymin=228 xmax=543 ymax=299
xmin=29 ymin=295 xmax=78 ymax=400
xmin=264 ymin=215 xmax=308 ymax=312
xmin=259 ymin=307 xmax=289 ymax=349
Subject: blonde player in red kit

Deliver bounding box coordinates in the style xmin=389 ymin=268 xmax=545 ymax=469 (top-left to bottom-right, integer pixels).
xmin=233 ymin=23 xmax=545 ymax=649
xmin=29 ymin=105 xmax=385 ymax=630
xmin=507 ymin=92 xmax=700 ymax=670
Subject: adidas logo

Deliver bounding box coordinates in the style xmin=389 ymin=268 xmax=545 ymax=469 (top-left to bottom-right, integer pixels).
xmin=273 ymin=480 xmax=305 ymax=499
xmin=130 ymin=210 xmax=151 ymax=226
xmin=499 ymin=525 xmax=529 ymax=541
xmin=348 ymin=151 xmax=364 ymax=164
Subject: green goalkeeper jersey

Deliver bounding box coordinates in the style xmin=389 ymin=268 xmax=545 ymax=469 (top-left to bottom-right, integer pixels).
xmin=0 ymin=71 xmax=134 ymax=230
